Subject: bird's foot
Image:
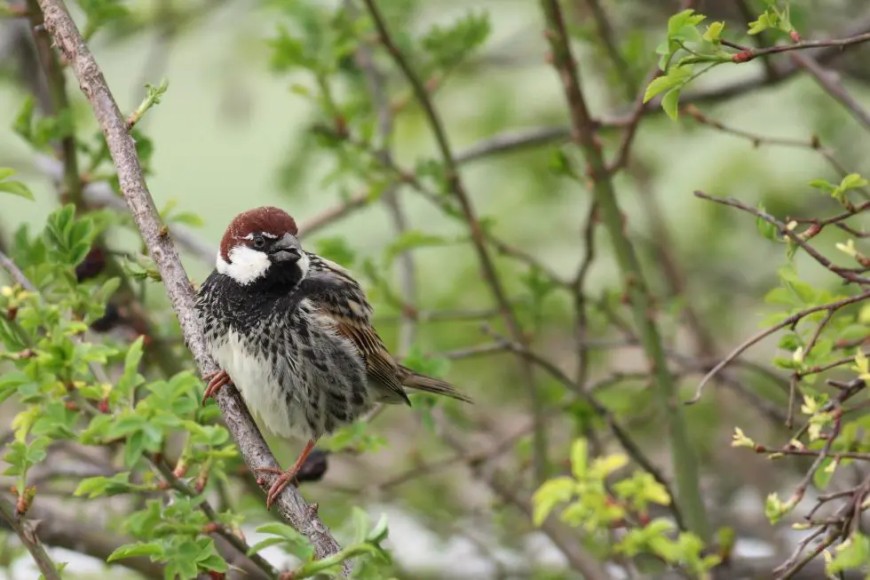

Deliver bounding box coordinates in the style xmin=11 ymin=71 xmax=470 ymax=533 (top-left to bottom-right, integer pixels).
xmin=255 ymin=467 xmax=300 ymax=509
xmin=254 ymin=440 xmax=317 ymax=509
xmin=202 ymin=370 xmax=231 ymax=405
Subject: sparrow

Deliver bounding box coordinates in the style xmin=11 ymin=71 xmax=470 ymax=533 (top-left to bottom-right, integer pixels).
xmin=195 ymin=206 xmax=471 ymax=507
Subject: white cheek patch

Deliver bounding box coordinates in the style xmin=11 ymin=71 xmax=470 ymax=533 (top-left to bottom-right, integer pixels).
xmin=297 ymin=251 xmax=310 ymax=280
xmin=216 ymin=246 xmax=271 ymax=285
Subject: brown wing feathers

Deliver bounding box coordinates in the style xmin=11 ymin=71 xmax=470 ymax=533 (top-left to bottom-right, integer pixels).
xmin=303 ymin=257 xmax=471 ymax=405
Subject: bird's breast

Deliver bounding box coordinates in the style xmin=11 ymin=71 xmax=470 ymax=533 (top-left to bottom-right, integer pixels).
xmin=208 ymin=327 xmax=314 ymax=439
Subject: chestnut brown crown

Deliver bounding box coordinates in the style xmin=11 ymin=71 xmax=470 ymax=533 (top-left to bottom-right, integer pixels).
xmin=219 ymin=207 xmax=298 ymax=264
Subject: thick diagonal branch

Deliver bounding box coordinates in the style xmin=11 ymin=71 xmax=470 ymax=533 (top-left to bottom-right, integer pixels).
xmin=34 ymin=0 xmax=347 ymax=568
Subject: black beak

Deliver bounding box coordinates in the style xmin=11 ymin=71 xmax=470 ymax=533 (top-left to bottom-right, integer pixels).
xmin=269 ymin=234 xmax=302 ymax=263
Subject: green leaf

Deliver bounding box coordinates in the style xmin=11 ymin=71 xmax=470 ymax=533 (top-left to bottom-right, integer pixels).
xmin=367 ymin=514 xmax=389 ymax=544
xmin=107 ymin=541 xmax=164 ymax=562
xmin=570 ymin=438 xmax=589 ymax=478
xmin=117 ymin=337 xmax=145 ymax=396
xmin=667 ymin=9 xmax=706 ymax=38
xmin=531 ymin=476 xmax=575 ymax=526
xmin=661 ymin=88 xmax=681 ymax=120
xmin=643 ymin=66 xmax=692 ymax=103
xmin=252 ymin=522 xmax=313 ymax=560
xmin=840 ymin=173 xmax=868 ymax=190
xmin=0 ymin=169 xmax=35 ymax=200
xmin=755 ymin=205 xmax=778 ymax=241
xmin=813 ymin=457 xmax=837 ymax=490
xmin=13 ymin=97 xmax=35 ymax=141
xmin=702 ymin=21 xmax=725 ymax=43
xmin=77 ymin=0 xmax=130 ymax=39
xmin=269 ymin=27 xmax=312 ymax=72
xmin=748 ymin=10 xmax=776 ymax=35
xmin=74 ymin=472 xmax=134 ymax=498
xmin=422 ymin=11 xmax=490 ymax=70
xmin=827 ymin=533 xmax=870 ymax=574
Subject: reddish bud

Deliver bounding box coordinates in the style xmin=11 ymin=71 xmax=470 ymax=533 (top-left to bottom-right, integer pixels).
xmin=6 ymin=307 xmax=17 ymax=320
xmin=803 ymin=224 xmax=822 ymax=239
xmin=732 ymin=51 xmax=753 ymax=63
xmin=64 ymin=400 xmax=79 ymax=412
xmin=207 ymin=572 xmax=225 ymax=580
xmin=202 ymin=522 xmax=220 ymax=535
xmin=790 ymin=30 xmax=801 ymax=43
xmin=754 ymin=444 xmax=766 ymax=453
xmin=98 ymin=398 xmax=110 ymax=414
xmin=195 ymin=472 xmax=208 ymax=494
xmin=173 ymin=461 xmax=188 ymax=479
xmin=16 ymin=494 xmax=28 ymax=516
xmin=157 ymin=480 xmax=170 ymax=491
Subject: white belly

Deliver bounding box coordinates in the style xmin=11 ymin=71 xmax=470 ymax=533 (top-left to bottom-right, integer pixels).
xmin=210 ymin=329 xmax=312 ymax=440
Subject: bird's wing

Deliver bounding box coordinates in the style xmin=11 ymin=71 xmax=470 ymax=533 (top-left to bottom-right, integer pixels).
xmin=299 ymin=257 xmax=410 ymax=405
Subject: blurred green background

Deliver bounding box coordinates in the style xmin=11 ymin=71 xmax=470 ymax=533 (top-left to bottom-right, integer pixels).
xmin=1 ymin=0 xmax=869 ymax=578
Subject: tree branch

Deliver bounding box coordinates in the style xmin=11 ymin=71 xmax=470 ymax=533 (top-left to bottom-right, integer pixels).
xmin=539 ymin=0 xmax=709 ymax=539
xmin=361 ymin=0 xmax=549 ymax=483
xmin=34 ymin=0 xmax=347 ymax=570
xmin=0 ymin=494 xmax=61 ymax=580
xmin=788 ymin=51 xmax=870 ymax=131
xmin=21 ymin=501 xmax=165 ymax=579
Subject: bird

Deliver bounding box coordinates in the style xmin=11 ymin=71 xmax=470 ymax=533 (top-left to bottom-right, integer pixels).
xmin=195 ymin=206 xmax=471 ymax=507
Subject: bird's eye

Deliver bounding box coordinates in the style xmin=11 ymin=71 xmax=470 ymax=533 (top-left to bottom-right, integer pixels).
xmin=252 ymin=235 xmax=266 ymax=249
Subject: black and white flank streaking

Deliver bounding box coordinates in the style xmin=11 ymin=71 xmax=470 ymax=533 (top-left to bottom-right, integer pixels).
xmin=195 ymin=206 xmax=470 ymax=507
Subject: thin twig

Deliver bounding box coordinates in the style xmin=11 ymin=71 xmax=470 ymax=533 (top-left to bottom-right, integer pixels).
xmin=695 ymin=191 xmax=870 ymax=284
xmin=297 ymin=190 xmax=371 ymax=239
xmin=788 ymin=52 xmax=870 ymax=131
xmin=684 ymin=105 xmax=860 ymax=187
xmin=0 ymin=250 xmax=36 ymax=291
xmin=690 ymin=290 xmax=869 ymax=404
xmin=361 ymin=0 xmax=548 ymax=483
xmin=350 ymin=1 xmax=417 ymax=354
xmin=25 ymin=0 xmax=82 ymax=206
xmin=728 ymin=31 xmax=870 ymax=63
xmin=455 ymin=126 xmax=570 ymax=164
xmin=0 ymin=494 xmax=61 ymax=580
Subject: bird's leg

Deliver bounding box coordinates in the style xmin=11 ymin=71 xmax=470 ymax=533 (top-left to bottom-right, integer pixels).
xmin=201 ymin=370 xmax=231 ymax=405
xmin=255 ymin=439 xmax=317 ymax=509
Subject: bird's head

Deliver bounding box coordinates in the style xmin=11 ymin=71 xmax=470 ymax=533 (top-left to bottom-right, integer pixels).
xmin=216 ymin=206 xmax=309 ymax=287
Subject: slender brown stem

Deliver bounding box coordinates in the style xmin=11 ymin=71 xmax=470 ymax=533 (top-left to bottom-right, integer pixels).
xmin=540 ymin=0 xmax=707 ymax=539
xmin=361 ymin=0 xmax=548 ymax=483
xmin=0 ymin=495 xmax=61 ymax=580
xmin=25 ymin=0 xmax=81 ymax=206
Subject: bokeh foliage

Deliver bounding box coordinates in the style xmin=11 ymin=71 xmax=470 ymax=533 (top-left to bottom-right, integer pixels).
xmin=0 ymin=0 xmax=869 ymax=578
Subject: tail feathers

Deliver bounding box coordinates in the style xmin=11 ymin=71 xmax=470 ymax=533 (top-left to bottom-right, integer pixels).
xmin=399 ymin=366 xmax=473 ymax=403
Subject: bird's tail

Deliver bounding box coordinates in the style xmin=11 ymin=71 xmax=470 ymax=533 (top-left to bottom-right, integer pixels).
xmin=399 ymin=366 xmax=473 ymax=403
